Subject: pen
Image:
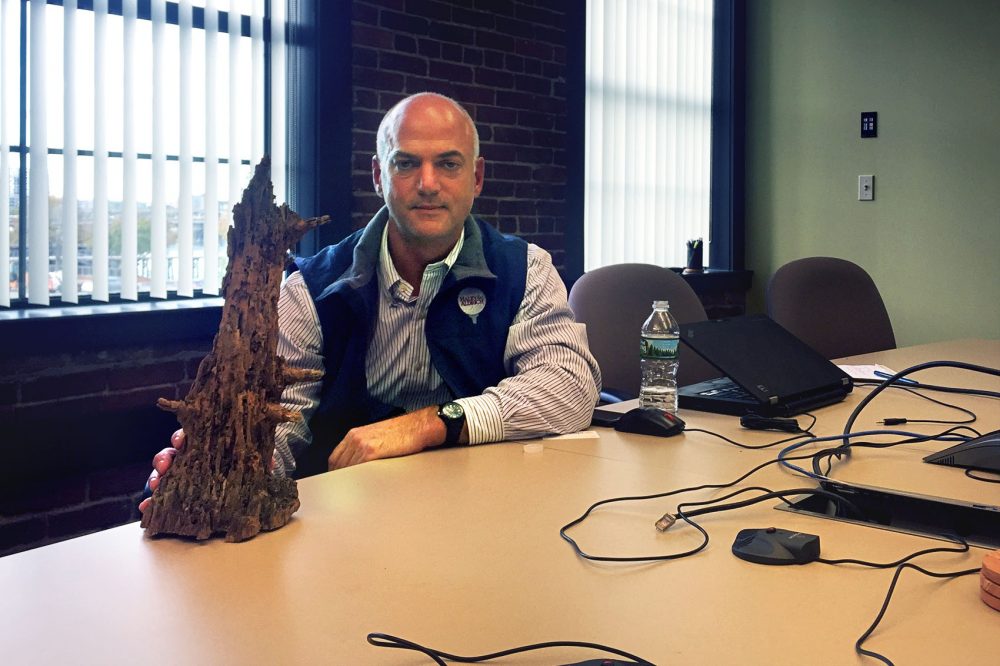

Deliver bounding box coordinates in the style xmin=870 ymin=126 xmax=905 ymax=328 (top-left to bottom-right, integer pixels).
xmin=873 ymin=370 xmax=919 ymax=386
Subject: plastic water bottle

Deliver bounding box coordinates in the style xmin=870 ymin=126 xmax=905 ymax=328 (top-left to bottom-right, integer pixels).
xmin=640 ymin=300 xmax=680 ymax=413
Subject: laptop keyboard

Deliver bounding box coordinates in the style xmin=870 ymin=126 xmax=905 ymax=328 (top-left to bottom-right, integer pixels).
xmin=696 ymin=378 xmax=754 ymax=402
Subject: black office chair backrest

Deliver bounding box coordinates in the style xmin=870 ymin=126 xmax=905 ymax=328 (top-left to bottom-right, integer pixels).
xmin=568 ymin=263 xmax=719 ymax=400
xmin=766 ymin=256 xmax=896 ymax=360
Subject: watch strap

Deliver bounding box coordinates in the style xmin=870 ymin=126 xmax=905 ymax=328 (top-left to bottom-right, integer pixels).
xmin=438 ymin=402 xmax=465 ymax=446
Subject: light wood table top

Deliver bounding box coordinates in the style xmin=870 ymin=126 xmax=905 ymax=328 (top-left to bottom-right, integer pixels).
xmin=1 ymin=340 xmax=998 ymax=664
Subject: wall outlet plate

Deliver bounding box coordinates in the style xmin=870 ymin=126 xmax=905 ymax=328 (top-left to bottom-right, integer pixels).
xmin=859 ymin=175 xmax=874 ymax=201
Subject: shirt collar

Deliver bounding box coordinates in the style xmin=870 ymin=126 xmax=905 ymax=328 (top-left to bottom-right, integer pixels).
xmin=378 ymin=222 xmax=465 ymax=300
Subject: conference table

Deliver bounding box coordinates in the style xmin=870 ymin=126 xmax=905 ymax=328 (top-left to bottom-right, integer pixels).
xmin=1 ymin=340 xmax=998 ymax=664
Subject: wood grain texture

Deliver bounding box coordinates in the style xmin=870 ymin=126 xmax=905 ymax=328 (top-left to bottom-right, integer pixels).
xmin=141 ymin=157 xmax=327 ymax=542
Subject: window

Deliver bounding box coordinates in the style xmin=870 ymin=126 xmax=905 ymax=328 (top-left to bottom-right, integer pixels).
xmin=1 ymin=0 xmax=287 ymax=308
xmin=583 ymin=0 xmax=739 ymax=272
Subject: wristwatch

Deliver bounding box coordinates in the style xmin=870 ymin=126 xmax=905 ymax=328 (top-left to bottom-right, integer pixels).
xmin=437 ymin=401 xmax=466 ymax=446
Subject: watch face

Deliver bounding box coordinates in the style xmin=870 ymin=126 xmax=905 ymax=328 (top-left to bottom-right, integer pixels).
xmin=441 ymin=402 xmax=464 ymax=420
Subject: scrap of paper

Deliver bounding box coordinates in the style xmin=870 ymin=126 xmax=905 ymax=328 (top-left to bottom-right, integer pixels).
xmin=543 ymin=430 xmax=601 ymax=441
xmin=837 ymin=364 xmax=901 ymax=381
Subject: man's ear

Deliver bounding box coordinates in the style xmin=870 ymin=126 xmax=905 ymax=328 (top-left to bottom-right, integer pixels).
xmin=372 ymin=154 xmax=383 ymax=195
xmin=473 ymin=156 xmax=485 ymax=196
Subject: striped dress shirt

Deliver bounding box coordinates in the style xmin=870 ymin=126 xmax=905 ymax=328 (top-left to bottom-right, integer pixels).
xmin=272 ymin=225 xmax=601 ymax=476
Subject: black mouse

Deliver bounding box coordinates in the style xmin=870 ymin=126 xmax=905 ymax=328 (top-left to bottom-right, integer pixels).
xmin=613 ymin=407 xmax=686 ymax=437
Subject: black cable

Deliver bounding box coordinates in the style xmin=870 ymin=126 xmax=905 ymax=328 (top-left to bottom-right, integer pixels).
xmin=862 ymin=383 xmax=980 ymax=426
xmin=853 ymin=563 xmax=980 ymax=665
xmin=560 ymin=450 xmax=825 ymax=562
xmin=965 ymin=468 xmax=1000 ymax=483
xmin=814 ymin=534 xmax=980 ymax=665
xmin=853 ymin=378 xmax=1000 ymax=400
xmin=843 ymin=361 xmax=1000 ymax=442
xmin=809 ymin=424 xmax=981 ymax=478
xmin=820 ymin=361 xmax=1000 ymax=477
xmin=366 ymin=632 xmax=653 ymax=665
xmin=561 ymin=467 xmax=866 ymax=564
xmin=809 ymin=423 xmax=986 ymax=478
xmin=817 ymin=535 xmax=970 ymax=568
xmin=685 ymin=427 xmax=815 ymax=450
xmin=674 ymin=486 xmax=865 ymax=524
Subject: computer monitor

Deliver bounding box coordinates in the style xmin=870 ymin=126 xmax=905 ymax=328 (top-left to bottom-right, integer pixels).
xmin=923 ymin=429 xmax=1000 ymax=473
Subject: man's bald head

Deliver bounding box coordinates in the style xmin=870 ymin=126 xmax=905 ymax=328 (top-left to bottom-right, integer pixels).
xmin=376 ymin=92 xmax=480 ymax=165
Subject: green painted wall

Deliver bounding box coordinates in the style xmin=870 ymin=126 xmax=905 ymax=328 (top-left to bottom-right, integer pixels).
xmin=745 ymin=0 xmax=1000 ymax=345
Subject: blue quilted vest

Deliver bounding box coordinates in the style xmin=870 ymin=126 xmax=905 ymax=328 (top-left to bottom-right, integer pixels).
xmin=292 ymin=207 xmax=528 ymax=477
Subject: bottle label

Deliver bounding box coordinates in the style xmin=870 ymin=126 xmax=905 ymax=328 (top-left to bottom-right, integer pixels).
xmin=640 ymin=337 xmax=679 ymax=360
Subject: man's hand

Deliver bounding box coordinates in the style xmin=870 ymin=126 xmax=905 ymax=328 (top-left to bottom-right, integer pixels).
xmin=138 ymin=428 xmax=185 ymax=514
xmin=328 ymin=406 xmax=456 ymax=470
xmin=139 ymin=429 xmax=278 ymax=512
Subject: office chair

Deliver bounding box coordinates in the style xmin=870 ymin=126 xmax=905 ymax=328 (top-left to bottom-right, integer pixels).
xmin=568 ymin=263 xmax=720 ymax=402
xmin=766 ymin=256 xmax=896 ymax=359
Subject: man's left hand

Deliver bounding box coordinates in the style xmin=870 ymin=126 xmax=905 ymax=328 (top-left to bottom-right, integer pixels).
xmin=328 ymin=406 xmax=451 ymax=470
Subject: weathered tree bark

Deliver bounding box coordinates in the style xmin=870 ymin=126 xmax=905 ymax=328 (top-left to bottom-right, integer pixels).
xmin=141 ymin=157 xmax=327 ymax=542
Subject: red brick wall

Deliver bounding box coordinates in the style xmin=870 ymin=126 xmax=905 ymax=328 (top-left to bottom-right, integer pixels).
xmin=0 ymin=342 xmax=210 ymax=556
xmin=350 ymin=0 xmax=570 ymax=268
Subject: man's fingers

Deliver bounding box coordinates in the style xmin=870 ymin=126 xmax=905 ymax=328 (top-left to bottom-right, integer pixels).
xmin=147 ymin=469 xmax=161 ymax=491
xmin=152 ymin=447 xmax=178 ymax=474
xmin=349 ymin=447 xmax=367 ymax=467
xmin=329 ymin=442 xmax=367 ymax=470
xmin=328 ymin=446 xmax=343 ymax=471
xmin=141 ymin=432 xmax=186 ymax=513
xmin=329 ymin=444 xmax=359 ymax=470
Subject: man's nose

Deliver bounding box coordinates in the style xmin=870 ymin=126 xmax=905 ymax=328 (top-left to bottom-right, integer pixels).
xmin=417 ymin=164 xmax=439 ymax=194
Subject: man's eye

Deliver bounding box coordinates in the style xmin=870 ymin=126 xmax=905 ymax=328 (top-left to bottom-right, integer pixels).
xmin=440 ymin=161 xmax=460 ymax=170
xmin=394 ymin=160 xmax=415 ymax=170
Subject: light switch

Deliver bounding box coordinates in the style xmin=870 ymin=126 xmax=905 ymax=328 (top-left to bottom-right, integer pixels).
xmin=858 ymin=175 xmax=874 ymax=201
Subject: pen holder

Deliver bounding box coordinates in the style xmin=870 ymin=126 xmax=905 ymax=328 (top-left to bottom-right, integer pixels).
xmin=684 ymin=239 xmax=704 ymax=274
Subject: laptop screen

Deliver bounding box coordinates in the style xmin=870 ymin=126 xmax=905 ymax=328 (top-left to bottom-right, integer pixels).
xmin=679 ymin=315 xmax=852 ymax=408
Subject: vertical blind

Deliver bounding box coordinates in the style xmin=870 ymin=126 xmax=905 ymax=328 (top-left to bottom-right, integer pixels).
xmin=584 ymin=0 xmax=714 ymax=271
xmin=1 ymin=0 xmax=286 ymax=307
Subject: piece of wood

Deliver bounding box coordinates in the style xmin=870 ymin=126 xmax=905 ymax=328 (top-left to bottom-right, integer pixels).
xmin=141 ymin=157 xmax=327 ymax=542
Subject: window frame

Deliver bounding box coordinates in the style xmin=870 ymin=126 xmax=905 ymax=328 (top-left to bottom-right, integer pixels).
xmin=708 ymin=0 xmax=745 ymax=273
xmin=284 ymin=0 xmax=352 ymax=256
xmin=2 ymin=0 xmax=274 ymax=310
xmin=0 ymin=0 xmax=288 ymax=356
xmin=565 ymin=0 xmax=746 ymax=284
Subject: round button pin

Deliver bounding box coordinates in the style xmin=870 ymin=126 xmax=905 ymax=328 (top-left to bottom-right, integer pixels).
xmin=458 ymin=287 xmax=486 ymax=323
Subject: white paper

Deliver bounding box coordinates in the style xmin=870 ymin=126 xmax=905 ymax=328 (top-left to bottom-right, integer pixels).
xmin=543 ymin=430 xmax=601 ymax=441
xmin=837 ymin=364 xmax=899 ymax=380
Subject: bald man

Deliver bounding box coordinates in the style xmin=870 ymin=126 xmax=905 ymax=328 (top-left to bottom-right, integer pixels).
xmin=143 ymin=93 xmax=599 ymax=499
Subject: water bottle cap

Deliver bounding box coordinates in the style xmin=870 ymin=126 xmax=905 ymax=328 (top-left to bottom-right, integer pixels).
xmin=652 ymin=300 xmax=670 ymax=309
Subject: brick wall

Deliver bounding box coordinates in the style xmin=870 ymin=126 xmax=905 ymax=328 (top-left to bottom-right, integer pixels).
xmin=0 ymin=341 xmax=211 ymax=556
xmin=0 ymin=0 xmax=573 ymax=558
xmin=351 ymin=0 xmax=570 ymax=268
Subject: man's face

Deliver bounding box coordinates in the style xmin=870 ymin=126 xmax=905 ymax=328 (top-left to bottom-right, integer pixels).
xmin=373 ymin=97 xmax=485 ymax=250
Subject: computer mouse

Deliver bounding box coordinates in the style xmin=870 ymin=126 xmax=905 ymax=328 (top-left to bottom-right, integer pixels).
xmin=613 ymin=407 xmax=686 ymax=437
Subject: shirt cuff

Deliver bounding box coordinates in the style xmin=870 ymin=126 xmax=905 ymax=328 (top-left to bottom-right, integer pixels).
xmin=455 ymin=394 xmax=504 ymax=445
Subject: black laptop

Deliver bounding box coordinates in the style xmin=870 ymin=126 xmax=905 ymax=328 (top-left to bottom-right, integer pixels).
xmin=677 ymin=315 xmax=853 ymax=417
